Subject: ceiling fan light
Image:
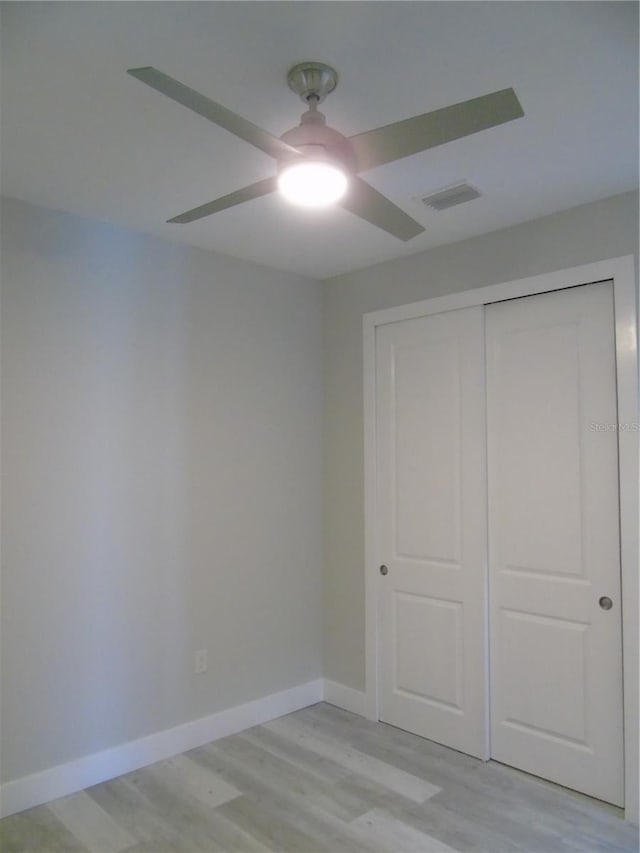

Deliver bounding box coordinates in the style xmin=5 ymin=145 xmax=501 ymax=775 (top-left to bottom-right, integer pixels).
xmin=278 ymin=160 xmax=348 ymax=208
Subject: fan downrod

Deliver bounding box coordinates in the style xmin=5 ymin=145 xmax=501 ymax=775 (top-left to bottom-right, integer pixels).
xmin=287 ymin=62 xmax=338 ymax=105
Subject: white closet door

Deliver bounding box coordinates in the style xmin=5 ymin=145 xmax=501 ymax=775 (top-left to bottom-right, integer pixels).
xmin=486 ymin=283 xmax=623 ymax=806
xmin=376 ymin=306 xmax=488 ymax=759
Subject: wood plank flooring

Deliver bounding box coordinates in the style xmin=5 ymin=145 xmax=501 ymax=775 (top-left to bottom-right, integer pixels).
xmin=1 ymin=703 xmax=637 ymax=852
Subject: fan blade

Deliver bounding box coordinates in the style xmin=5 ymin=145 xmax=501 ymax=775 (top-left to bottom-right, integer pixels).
xmin=341 ymin=176 xmax=425 ymax=241
xmin=168 ymin=176 xmax=277 ymax=224
xmin=350 ymin=88 xmax=524 ymax=172
xmin=127 ymin=67 xmax=300 ymax=161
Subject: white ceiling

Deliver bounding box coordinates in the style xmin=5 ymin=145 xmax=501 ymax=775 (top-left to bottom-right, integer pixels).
xmin=1 ymin=2 xmax=637 ymax=280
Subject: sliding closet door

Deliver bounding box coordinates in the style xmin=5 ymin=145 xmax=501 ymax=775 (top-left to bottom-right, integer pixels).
xmin=486 ymin=283 xmax=623 ymax=806
xmin=375 ymin=306 xmax=488 ymax=759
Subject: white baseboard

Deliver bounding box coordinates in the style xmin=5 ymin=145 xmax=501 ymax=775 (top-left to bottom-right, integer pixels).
xmin=0 ymin=677 xmax=368 ymax=819
xmin=322 ymin=679 xmax=367 ymax=716
xmin=0 ymin=678 xmax=323 ymax=819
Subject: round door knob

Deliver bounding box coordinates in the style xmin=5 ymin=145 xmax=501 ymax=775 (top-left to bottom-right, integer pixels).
xmin=379 ymin=564 xmax=388 ymax=576
xmin=599 ymin=596 xmax=613 ymax=610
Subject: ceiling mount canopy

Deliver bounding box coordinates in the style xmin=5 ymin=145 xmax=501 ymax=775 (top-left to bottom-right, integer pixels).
xmin=127 ymin=61 xmax=524 ymax=240
xmin=286 ymin=61 xmax=338 ymax=105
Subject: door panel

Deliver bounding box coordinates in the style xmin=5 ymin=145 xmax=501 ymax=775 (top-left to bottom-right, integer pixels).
xmin=376 ymin=307 xmax=488 ymax=758
xmin=500 ymin=610 xmax=588 ymax=743
xmin=394 ymin=593 xmax=463 ymax=709
xmin=393 ymin=338 xmax=461 ymax=563
xmin=486 ymin=283 xmax=623 ymax=806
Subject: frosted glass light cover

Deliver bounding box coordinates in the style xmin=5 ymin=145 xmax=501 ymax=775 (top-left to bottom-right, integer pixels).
xmin=278 ymin=161 xmax=348 ymax=207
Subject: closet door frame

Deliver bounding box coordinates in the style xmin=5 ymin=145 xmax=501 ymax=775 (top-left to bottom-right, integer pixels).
xmin=363 ymin=255 xmax=638 ymax=822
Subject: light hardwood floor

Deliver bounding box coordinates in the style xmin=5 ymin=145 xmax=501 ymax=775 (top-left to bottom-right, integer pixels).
xmin=1 ymin=703 xmax=637 ymax=852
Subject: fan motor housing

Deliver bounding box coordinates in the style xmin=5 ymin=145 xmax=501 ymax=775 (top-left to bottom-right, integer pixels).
xmin=279 ymin=110 xmax=357 ymax=174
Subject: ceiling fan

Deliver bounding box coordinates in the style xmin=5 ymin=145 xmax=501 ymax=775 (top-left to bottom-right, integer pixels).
xmin=127 ymin=62 xmax=524 ymax=241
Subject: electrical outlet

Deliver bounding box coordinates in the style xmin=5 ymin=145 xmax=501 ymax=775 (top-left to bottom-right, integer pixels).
xmin=194 ymin=649 xmax=208 ymax=674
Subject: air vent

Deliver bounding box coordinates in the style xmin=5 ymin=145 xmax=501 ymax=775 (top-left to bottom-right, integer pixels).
xmin=420 ymin=183 xmax=481 ymax=211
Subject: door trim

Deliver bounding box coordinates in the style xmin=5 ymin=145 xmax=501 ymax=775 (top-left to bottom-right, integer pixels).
xmin=363 ymin=255 xmax=638 ymax=821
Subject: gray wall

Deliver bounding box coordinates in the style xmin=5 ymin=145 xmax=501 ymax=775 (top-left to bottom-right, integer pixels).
xmin=0 ymin=197 xmax=324 ymax=783
xmin=323 ymin=190 xmax=639 ymax=690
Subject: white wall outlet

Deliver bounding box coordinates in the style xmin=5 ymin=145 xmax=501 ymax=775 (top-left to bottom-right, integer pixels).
xmin=194 ymin=649 xmax=208 ymax=674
